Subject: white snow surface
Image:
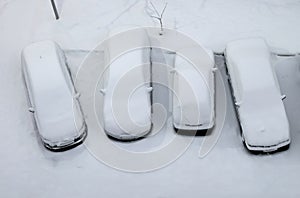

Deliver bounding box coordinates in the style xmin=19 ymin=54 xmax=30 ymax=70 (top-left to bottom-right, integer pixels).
xmin=225 ymin=38 xmax=290 ymax=150
xmin=1 ymin=0 xmax=300 ymax=197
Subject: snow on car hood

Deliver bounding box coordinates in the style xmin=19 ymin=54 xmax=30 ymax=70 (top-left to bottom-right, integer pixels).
xmin=239 ymin=89 xmax=290 ymax=147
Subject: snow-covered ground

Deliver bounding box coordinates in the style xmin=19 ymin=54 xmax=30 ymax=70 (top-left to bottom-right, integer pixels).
xmin=1 ymin=0 xmax=300 ymax=197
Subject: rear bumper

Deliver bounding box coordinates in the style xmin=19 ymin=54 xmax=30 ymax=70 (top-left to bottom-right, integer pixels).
xmin=173 ymin=120 xmax=214 ymax=131
xmin=42 ymin=124 xmax=87 ymax=152
xmin=244 ymin=138 xmax=290 ymax=153
xmin=105 ymin=123 xmax=152 ymax=141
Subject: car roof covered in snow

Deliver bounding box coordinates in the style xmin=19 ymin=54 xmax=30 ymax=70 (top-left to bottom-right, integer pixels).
xmin=225 ymin=38 xmax=290 ymax=150
xmin=22 ymin=41 xmax=84 ymax=144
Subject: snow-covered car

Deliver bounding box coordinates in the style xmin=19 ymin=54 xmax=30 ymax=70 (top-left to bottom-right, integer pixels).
xmin=225 ymin=38 xmax=290 ymax=152
xmin=101 ymin=48 xmax=152 ymax=140
xmin=22 ymin=40 xmax=87 ymax=151
xmin=172 ymin=49 xmax=216 ymax=130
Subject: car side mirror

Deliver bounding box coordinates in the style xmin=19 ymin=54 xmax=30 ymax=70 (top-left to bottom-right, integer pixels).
xmin=99 ymin=89 xmax=106 ymax=95
xmin=235 ymin=101 xmax=242 ymax=107
xmin=169 ymin=69 xmax=177 ymax=74
xmin=28 ymin=107 xmax=35 ymax=113
xmin=212 ymin=68 xmax=218 ymax=72
xmin=146 ymin=87 xmax=153 ymax=92
xmin=73 ymin=92 xmax=81 ymax=99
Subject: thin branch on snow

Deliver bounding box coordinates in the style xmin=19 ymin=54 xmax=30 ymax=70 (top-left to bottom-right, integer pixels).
xmin=147 ymin=1 xmax=168 ymax=35
xmin=150 ymin=2 xmax=161 ymax=17
xmin=50 ymin=0 xmax=59 ymax=20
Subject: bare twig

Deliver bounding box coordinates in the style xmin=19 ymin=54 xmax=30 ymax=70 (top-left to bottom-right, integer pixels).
xmin=161 ymin=3 xmax=167 ymax=18
xmin=150 ymin=2 xmax=160 ymax=16
xmin=147 ymin=1 xmax=168 ymax=35
xmin=50 ymin=0 xmax=59 ymax=20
